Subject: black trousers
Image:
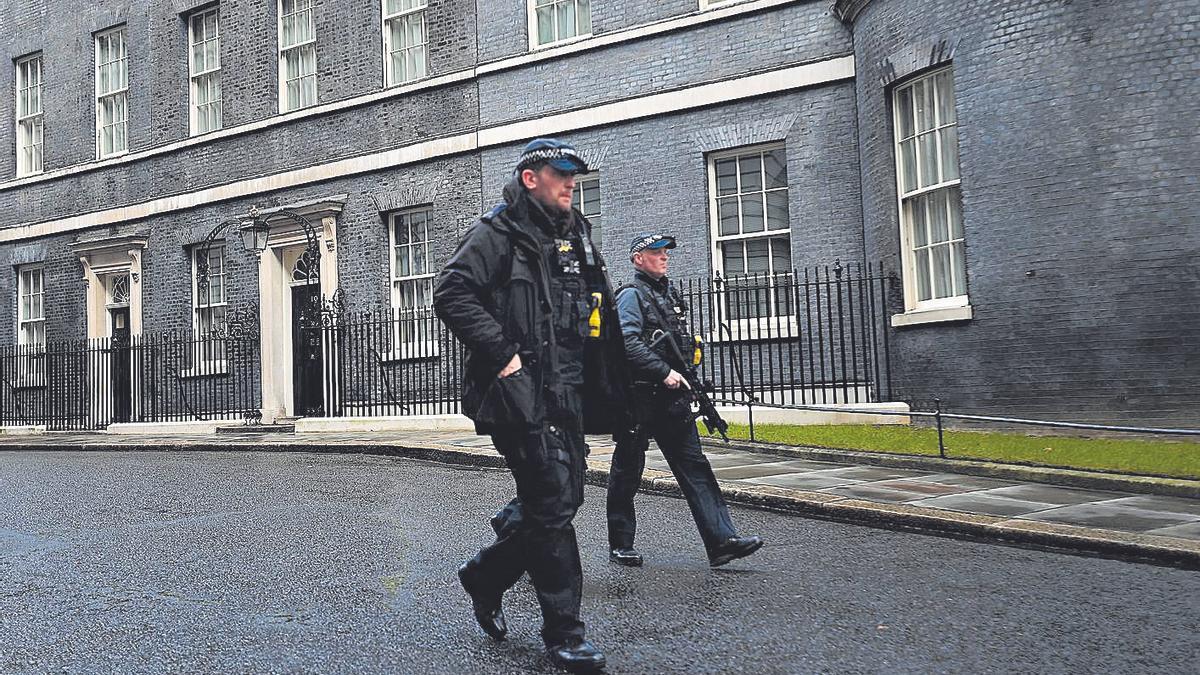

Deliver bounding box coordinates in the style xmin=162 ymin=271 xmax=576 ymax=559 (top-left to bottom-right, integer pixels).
xmin=606 ymin=407 xmax=737 ymax=552
xmin=462 ymin=423 xmax=588 ymax=646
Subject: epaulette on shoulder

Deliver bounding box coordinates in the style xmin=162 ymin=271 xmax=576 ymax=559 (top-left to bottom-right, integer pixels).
xmin=481 ymin=202 xmax=508 ymax=222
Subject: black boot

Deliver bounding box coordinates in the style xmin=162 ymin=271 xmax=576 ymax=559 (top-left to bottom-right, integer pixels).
xmin=608 ymin=547 xmax=643 ymax=567
xmin=457 ymin=562 xmax=507 ymax=640
xmin=707 ymin=535 xmax=764 ymax=567
xmin=547 ymin=638 xmax=606 ymax=672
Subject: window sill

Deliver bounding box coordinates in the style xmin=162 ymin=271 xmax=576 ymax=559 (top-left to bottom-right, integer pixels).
xmin=381 ymin=344 xmax=441 ymax=362
xmin=706 ymin=318 xmax=800 ymax=343
xmin=10 ymin=378 xmax=46 ymax=390
xmin=179 ymin=362 xmax=229 ymax=378
xmin=890 ymin=305 xmax=973 ymax=327
xmin=530 ymin=33 xmax=594 ymax=52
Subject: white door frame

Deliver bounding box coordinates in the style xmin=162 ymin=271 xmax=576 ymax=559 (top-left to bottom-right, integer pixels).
xmin=255 ymin=205 xmax=341 ymax=422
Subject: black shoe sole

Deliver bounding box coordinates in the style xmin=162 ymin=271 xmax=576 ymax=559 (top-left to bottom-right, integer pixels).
xmin=548 ymin=654 xmax=607 ymax=673
xmin=608 ymin=554 xmax=643 ymax=567
xmin=708 ymin=539 xmax=765 ymax=567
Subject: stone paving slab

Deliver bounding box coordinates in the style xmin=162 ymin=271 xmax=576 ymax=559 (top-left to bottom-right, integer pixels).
xmin=908 ymin=493 xmax=1061 ymax=518
xmin=1019 ymin=503 xmax=1200 ymax=533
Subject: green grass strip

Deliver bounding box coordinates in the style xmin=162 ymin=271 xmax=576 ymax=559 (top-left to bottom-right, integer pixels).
xmin=716 ymin=423 xmax=1200 ymax=480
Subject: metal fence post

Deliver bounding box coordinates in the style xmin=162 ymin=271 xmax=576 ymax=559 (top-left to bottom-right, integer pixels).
xmin=934 ymin=397 xmax=946 ymax=458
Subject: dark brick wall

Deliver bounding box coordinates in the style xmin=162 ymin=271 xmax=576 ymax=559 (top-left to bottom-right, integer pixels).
xmin=0 ymin=0 xmax=479 ymax=184
xmin=480 ymin=83 xmax=864 ymax=283
xmin=477 ymin=0 xmax=850 ymax=125
xmin=849 ymin=0 xmax=1200 ymax=424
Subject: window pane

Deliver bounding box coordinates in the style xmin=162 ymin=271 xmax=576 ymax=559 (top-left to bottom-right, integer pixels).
xmin=898 ymin=139 xmax=917 ymax=194
xmin=715 ymin=158 xmax=738 ymax=196
xmin=578 ymin=0 xmax=592 ymax=35
xmin=537 ymin=6 xmax=554 ymax=44
xmin=721 ymin=242 xmax=745 ymax=275
xmin=770 ymin=237 xmax=791 ymax=273
xmin=918 ymin=132 xmax=939 ymax=188
xmin=763 ymin=148 xmax=787 ymax=189
xmin=740 ymin=195 xmax=764 ymax=233
xmin=766 ymin=191 xmax=789 ymax=231
xmin=915 ymin=78 xmax=936 ymax=133
xmin=929 ymin=189 xmax=950 ymax=244
xmin=744 ymin=238 xmax=770 ymax=274
xmin=935 ymin=70 xmax=956 ymax=125
xmin=738 ymin=154 xmax=762 ymax=192
xmin=718 ymin=199 xmax=739 ymax=236
xmin=895 ymin=87 xmax=915 ymax=139
xmin=557 ymin=1 xmax=576 ymax=40
xmin=908 ymin=195 xmax=928 ymax=247
xmin=932 ymin=244 xmax=953 ymax=298
xmin=413 ymin=240 xmax=427 ymax=275
xmin=940 ymin=126 xmax=960 ymax=182
xmin=915 ymin=250 xmax=932 ymax=301
xmin=948 ymin=187 xmax=964 ymax=239
xmin=951 ymin=241 xmax=967 ymax=296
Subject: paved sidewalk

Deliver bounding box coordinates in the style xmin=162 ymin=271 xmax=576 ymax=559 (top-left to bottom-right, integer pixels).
xmin=2 ymin=428 xmax=1198 ymax=566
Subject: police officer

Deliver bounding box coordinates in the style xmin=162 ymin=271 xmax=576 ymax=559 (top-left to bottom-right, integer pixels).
xmin=433 ymin=139 xmax=627 ymax=673
xmin=605 ymin=234 xmax=764 ymax=568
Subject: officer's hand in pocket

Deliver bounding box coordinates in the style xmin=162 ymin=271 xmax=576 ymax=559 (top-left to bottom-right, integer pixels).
xmin=498 ymin=353 xmax=523 ymax=379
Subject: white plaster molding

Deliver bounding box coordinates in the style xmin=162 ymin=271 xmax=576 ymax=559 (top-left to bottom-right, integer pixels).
xmin=0 ymin=57 xmax=853 ymax=244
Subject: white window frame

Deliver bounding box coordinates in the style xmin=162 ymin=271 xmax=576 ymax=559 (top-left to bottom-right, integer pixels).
xmin=527 ymin=0 xmax=593 ymax=50
xmin=699 ymin=0 xmax=751 ymax=9
xmin=571 ymin=171 xmax=602 ymax=246
xmin=388 ymin=208 xmax=439 ymax=359
xmin=891 ymin=66 xmax=970 ymax=318
xmin=278 ymin=0 xmax=317 ymax=113
xmin=15 ymin=53 xmax=44 ymax=177
xmin=95 ymin=26 xmax=129 ymax=159
xmin=188 ymin=6 xmax=222 ymax=136
xmin=190 ymin=244 xmax=229 ymax=374
xmin=381 ymin=0 xmax=429 ymax=87
xmin=16 ymin=266 xmax=46 ymax=386
xmin=707 ymin=142 xmax=796 ymax=339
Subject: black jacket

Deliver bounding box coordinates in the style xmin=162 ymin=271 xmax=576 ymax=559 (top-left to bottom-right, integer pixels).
xmin=433 ymin=176 xmax=630 ymax=435
xmin=615 ymin=271 xmax=690 ymax=383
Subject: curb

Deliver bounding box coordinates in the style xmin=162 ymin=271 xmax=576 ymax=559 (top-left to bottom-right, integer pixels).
xmin=6 ymin=439 xmax=1199 ymax=569
xmin=712 ymin=440 xmax=1200 ymax=499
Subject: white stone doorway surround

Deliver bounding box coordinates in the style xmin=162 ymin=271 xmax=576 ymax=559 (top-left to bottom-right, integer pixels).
xmin=253 ymin=198 xmax=342 ymax=422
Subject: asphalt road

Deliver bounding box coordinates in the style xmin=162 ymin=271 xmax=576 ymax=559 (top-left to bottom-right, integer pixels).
xmin=1 ymin=451 xmax=1198 ymax=674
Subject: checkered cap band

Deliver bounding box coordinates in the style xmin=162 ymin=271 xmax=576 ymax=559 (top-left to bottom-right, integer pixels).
xmin=516 ymin=146 xmax=584 ymax=171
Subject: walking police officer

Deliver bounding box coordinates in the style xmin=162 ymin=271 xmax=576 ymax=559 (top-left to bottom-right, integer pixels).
xmin=434 ymin=139 xmax=627 ymax=673
xmin=605 ymin=234 xmax=764 ymax=568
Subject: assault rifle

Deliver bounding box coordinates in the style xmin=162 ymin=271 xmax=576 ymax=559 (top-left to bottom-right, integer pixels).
xmin=648 ymin=329 xmax=730 ymax=441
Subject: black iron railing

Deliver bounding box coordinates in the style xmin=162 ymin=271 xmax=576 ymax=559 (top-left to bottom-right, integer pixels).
xmin=676 ymin=261 xmax=894 ymax=407
xmin=318 ymin=307 xmax=466 ymax=417
xmin=311 ymin=263 xmax=894 ymax=417
xmin=0 ymin=328 xmax=261 ymax=430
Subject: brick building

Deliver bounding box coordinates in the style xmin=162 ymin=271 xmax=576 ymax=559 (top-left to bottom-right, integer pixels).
xmin=0 ymin=0 xmax=1194 ymax=428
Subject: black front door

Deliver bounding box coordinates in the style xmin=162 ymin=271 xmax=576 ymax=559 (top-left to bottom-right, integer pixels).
xmin=109 ymin=307 xmax=132 ymax=423
xmin=292 ymin=285 xmax=323 ymax=416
